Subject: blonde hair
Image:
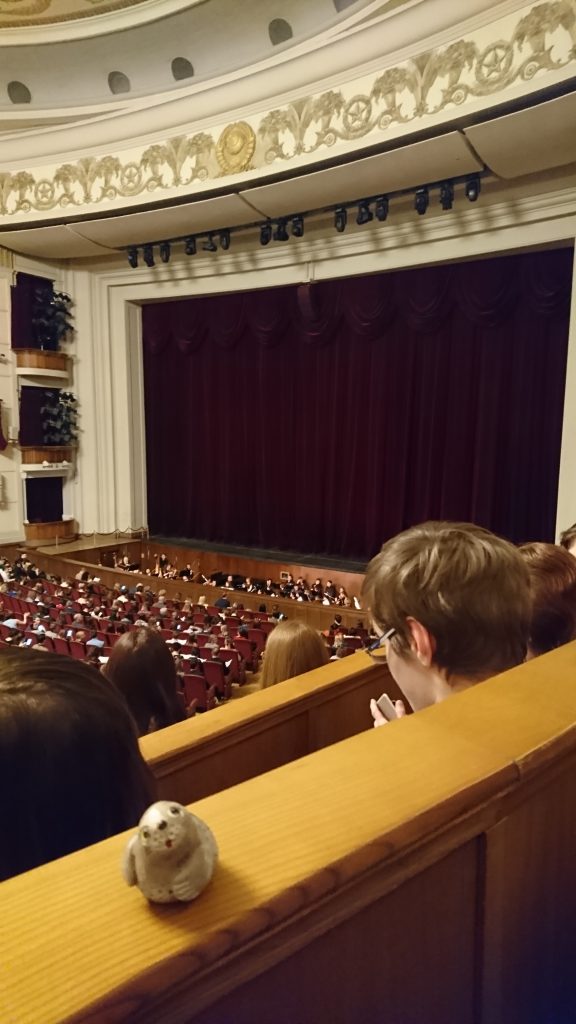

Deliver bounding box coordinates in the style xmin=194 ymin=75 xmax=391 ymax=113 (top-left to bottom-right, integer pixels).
xmin=260 ymin=620 xmax=329 ymax=689
xmin=362 ymin=521 xmax=530 ymax=681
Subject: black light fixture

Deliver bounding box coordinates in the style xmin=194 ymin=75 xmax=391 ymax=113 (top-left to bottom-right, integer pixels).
xmin=465 ymin=175 xmax=481 ymax=202
xmin=185 ymin=236 xmax=196 ymax=256
xmin=203 ymin=234 xmax=217 ymax=252
xmin=260 ymin=221 xmax=272 ymax=246
xmin=439 ymin=181 xmax=454 ymax=211
xmin=291 ymin=214 xmax=304 ymax=237
xmin=334 ymin=207 xmax=347 ymax=233
xmin=159 ymin=241 xmax=171 ymax=264
xmin=127 ymin=246 xmax=138 ymax=268
xmin=356 ymin=200 xmax=373 ymax=225
xmin=414 ymin=186 xmax=429 ymax=216
xmin=375 ymin=195 xmax=389 ymax=222
xmin=273 ymin=218 xmax=289 ymax=242
xmin=219 ymin=229 xmax=231 ymax=250
xmin=143 ymin=244 xmax=155 ymax=267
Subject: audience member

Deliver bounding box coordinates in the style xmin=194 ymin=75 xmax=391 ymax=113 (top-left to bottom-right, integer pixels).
xmin=559 ymin=523 xmax=576 ymax=556
xmin=0 ymin=648 xmax=155 ymax=881
xmin=362 ymin=522 xmax=531 ymax=725
xmin=103 ymin=627 xmax=186 ymax=736
xmin=518 ymin=542 xmax=576 ymax=657
xmin=260 ymin=620 xmax=329 ymax=689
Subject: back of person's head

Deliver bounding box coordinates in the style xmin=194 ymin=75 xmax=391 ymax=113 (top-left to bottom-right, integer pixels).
xmin=0 ymin=648 xmax=155 ymax=881
xmin=518 ymin=542 xmax=576 ymax=656
xmin=362 ymin=521 xmax=530 ymax=683
xmin=260 ymin=620 xmax=329 ymax=689
xmin=103 ymin=627 xmax=185 ymax=736
xmin=559 ymin=523 xmax=576 ymax=554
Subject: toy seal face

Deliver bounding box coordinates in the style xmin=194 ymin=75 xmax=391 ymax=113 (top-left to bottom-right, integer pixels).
xmin=138 ymin=801 xmax=191 ymax=854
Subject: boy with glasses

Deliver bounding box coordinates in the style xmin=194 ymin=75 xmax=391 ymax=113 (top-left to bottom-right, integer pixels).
xmin=362 ymin=521 xmax=531 ymax=725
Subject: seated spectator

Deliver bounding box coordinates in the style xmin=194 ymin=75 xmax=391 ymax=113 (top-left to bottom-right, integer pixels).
xmin=559 ymin=523 xmax=576 ymax=557
xmin=260 ymin=620 xmax=329 ymax=689
xmin=362 ymin=522 xmax=531 ymax=724
xmin=103 ymin=627 xmax=186 ymax=736
xmin=518 ymin=542 xmax=576 ymax=657
xmin=0 ymin=648 xmax=155 ymax=881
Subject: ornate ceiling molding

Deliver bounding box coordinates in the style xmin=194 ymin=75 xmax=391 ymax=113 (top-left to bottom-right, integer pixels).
xmin=0 ymin=0 xmax=574 ymax=224
xmin=0 ymin=0 xmax=208 ymax=36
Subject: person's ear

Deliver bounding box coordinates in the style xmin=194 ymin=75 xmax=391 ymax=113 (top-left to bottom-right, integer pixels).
xmin=405 ymin=617 xmax=436 ymax=667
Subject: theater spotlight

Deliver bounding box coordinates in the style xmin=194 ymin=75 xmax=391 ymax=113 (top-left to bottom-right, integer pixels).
xmin=185 ymin=236 xmax=196 ymax=256
xmin=414 ymin=187 xmax=429 ymax=216
xmin=159 ymin=241 xmax=171 ymax=264
xmin=273 ymin=218 xmax=289 ymax=242
xmin=439 ymin=181 xmax=454 ymax=211
xmin=291 ymin=214 xmax=304 ymax=237
xmin=375 ymin=195 xmax=389 ymax=222
xmin=127 ymin=247 xmax=138 ymax=268
xmin=356 ymin=200 xmax=373 ymax=225
xmin=334 ymin=207 xmax=347 ymax=233
xmin=219 ymin=229 xmax=231 ymax=250
xmin=465 ymin=175 xmax=481 ymax=202
xmin=260 ymin=221 xmax=272 ymax=246
xmin=203 ymin=234 xmax=217 ymax=252
xmin=143 ymin=244 xmax=155 ymax=268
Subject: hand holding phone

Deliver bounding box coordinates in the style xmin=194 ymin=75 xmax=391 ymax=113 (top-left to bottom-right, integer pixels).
xmin=370 ymin=693 xmax=405 ymax=728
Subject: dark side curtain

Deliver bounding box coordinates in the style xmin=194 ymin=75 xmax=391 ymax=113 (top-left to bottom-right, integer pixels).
xmin=25 ymin=478 xmax=63 ymax=524
xmin=19 ymin=387 xmax=59 ymax=446
xmin=142 ymin=248 xmax=573 ymax=560
xmin=11 ymin=272 xmax=52 ymax=349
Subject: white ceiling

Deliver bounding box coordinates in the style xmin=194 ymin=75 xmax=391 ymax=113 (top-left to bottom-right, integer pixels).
xmin=465 ymin=92 xmax=576 ymax=180
xmin=242 ymin=133 xmax=483 ymax=218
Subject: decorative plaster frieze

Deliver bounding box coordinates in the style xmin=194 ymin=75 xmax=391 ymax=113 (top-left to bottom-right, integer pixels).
xmin=0 ymin=0 xmax=575 ymax=224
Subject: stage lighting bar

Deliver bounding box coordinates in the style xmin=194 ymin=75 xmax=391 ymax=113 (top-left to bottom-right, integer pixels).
xmin=356 ymin=200 xmax=373 ymax=225
xmin=414 ymin=187 xmax=429 ymax=216
xmin=465 ymin=175 xmax=481 ymax=202
xmin=334 ymin=207 xmax=347 ymax=233
xmin=273 ymin=218 xmax=289 ymax=242
xmin=123 ymin=172 xmax=486 ymax=267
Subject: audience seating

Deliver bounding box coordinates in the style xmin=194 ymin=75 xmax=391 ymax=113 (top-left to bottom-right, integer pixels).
xmin=182 ymin=674 xmax=217 ymax=713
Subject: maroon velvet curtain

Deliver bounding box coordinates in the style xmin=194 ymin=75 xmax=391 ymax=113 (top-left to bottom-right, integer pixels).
xmin=142 ymin=249 xmax=573 ymax=560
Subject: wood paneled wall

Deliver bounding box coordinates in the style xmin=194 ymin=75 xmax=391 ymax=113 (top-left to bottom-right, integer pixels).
xmin=141 ymin=653 xmax=399 ymax=804
xmin=4 ymin=644 xmax=576 ymax=1024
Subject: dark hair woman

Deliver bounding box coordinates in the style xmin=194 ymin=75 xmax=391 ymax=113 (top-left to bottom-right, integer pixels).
xmin=103 ymin=626 xmax=186 ymax=736
xmin=0 ymin=648 xmax=155 ymax=881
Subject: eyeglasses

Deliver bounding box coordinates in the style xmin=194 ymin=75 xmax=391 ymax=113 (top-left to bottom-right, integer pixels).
xmin=366 ymin=627 xmax=396 ymax=661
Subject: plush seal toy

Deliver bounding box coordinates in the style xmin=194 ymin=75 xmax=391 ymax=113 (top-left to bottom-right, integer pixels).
xmin=122 ymin=800 xmax=218 ymax=904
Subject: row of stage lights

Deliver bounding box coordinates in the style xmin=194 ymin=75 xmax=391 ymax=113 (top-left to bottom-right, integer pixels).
xmin=126 ymin=175 xmax=482 ymax=268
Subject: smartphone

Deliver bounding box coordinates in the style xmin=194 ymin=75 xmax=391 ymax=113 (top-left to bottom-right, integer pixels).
xmin=375 ymin=692 xmax=399 ymax=721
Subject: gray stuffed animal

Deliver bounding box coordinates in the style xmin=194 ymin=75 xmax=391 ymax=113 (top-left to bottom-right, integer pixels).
xmin=122 ymin=800 xmax=218 ymax=904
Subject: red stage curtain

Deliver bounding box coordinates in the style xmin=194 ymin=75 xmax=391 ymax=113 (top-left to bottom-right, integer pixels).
xmin=142 ymin=249 xmax=573 ymax=560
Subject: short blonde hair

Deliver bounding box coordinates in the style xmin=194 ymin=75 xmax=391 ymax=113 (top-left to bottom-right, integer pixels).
xmin=260 ymin=620 xmax=329 ymax=689
xmin=362 ymin=521 xmax=530 ymax=680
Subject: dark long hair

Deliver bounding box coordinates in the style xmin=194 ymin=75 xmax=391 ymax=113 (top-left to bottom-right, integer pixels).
xmin=0 ymin=648 xmax=155 ymax=882
xmin=103 ymin=627 xmax=185 ymax=735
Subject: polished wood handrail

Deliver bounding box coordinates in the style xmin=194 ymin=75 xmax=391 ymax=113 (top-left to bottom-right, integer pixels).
xmin=140 ymin=653 xmax=400 ymax=803
xmin=4 ymin=645 xmax=576 ymax=1023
